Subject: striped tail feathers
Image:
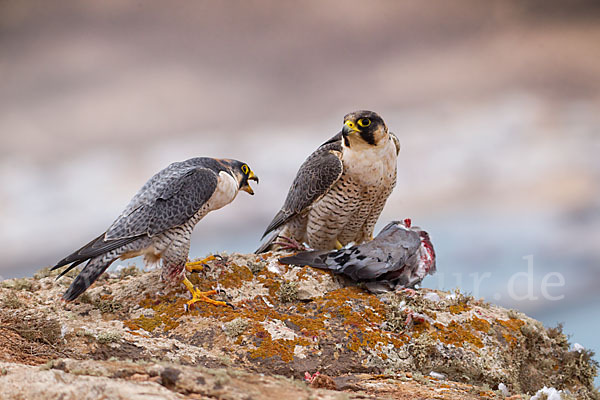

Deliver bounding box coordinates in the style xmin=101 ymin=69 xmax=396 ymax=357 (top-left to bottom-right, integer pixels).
xmin=52 ymin=233 xmax=138 ymax=301
xmin=52 ymin=258 xmax=86 ymax=280
xmin=51 ymin=234 xmax=106 ymax=274
xmin=255 ymin=229 xmax=281 ymax=254
xmin=61 ymin=256 xmax=114 ymax=301
xmin=52 ymin=233 xmax=136 ymax=279
xmin=261 ymin=209 xmax=290 ymax=240
xmin=278 ymin=249 xmax=331 ymax=269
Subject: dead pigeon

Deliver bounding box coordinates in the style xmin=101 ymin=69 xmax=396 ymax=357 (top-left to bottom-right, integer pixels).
xmin=279 ymin=219 xmax=436 ymax=293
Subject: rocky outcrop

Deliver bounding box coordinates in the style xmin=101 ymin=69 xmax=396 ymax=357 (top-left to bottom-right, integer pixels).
xmin=1 ymin=252 xmax=598 ymax=399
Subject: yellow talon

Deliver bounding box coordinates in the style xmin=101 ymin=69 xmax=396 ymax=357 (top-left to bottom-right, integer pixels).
xmin=335 ymin=240 xmax=344 ymax=250
xmin=182 ymin=276 xmax=230 ymax=309
xmin=185 ymin=255 xmax=216 ymax=272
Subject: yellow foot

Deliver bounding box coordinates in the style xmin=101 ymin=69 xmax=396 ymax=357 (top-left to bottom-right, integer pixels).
xmin=335 ymin=240 xmax=344 ymax=250
xmin=182 ymin=277 xmax=232 ymax=310
xmin=185 ymin=255 xmax=216 ymax=273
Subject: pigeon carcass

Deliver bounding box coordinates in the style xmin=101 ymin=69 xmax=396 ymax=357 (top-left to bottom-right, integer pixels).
xmin=279 ymin=219 xmax=436 ymax=293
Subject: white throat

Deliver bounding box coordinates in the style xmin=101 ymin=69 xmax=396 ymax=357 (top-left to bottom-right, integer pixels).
xmin=208 ymin=171 xmax=239 ymax=210
xmin=341 ymin=134 xmax=397 ymax=186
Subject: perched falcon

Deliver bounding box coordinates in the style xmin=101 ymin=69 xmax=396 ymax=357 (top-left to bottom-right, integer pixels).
xmin=51 ymin=157 xmax=258 ymax=307
xmin=256 ymin=110 xmax=400 ymax=253
xmin=279 ymin=219 xmax=436 ymax=293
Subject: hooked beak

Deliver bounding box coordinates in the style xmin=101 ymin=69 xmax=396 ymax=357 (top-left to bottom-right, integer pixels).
xmin=242 ymin=170 xmax=259 ymax=195
xmin=342 ymin=120 xmax=359 ymax=136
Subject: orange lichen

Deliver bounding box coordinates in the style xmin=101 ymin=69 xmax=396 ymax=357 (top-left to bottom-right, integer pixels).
xmin=247 ymin=325 xmax=311 ymax=362
xmin=410 ymin=318 xmax=432 ymax=336
xmin=470 ymin=316 xmax=491 ymax=333
xmin=502 ymin=333 xmax=519 ymax=347
xmin=218 ymin=264 xmax=254 ymax=289
xmin=321 ymin=287 xmax=386 ymax=327
xmin=448 ymin=302 xmax=471 ymax=314
xmin=124 ymin=293 xmax=187 ymax=332
xmin=496 ymin=318 xmax=525 ymax=332
xmin=294 ymin=266 xmax=311 ymax=281
xmin=122 ymin=262 xmax=438 ymax=362
xmin=295 ymin=265 xmax=330 ymax=283
xmin=404 ymin=314 xmax=493 ymax=350
xmin=346 ymin=329 xmax=405 ymax=357
xmin=432 ymin=321 xmax=484 ymax=349
xmin=494 ymin=318 xmax=524 ymax=347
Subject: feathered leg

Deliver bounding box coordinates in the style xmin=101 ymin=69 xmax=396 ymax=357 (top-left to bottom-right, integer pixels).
xmin=161 ymin=237 xmax=230 ymax=309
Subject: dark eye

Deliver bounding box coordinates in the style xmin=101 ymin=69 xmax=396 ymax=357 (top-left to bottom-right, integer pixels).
xmin=357 ymin=118 xmax=371 ymax=128
xmin=241 ymin=164 xmax=249 ymax=174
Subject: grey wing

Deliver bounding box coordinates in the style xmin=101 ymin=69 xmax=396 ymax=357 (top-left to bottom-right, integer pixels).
xmin=390 ymin=132 xmax=400 ymax=155
xmin=279 ymin=249 xmax=330 ymax=269
xmin=106 ymin=165 xmax=218 ymax=240
xmin=324 ymin=225 xmax=421 ymax=281
xmin=262 ymin=134 xmax=344 ymax=238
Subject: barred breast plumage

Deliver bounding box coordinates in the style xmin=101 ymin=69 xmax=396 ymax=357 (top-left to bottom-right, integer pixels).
xmin=257 ymin=110 xmax=399 ymax=253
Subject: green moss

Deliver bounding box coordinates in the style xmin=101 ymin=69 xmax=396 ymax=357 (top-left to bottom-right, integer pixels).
xmin=1 ymin=312 xmax=62 ymax=345
xmin=384 ymin=305 xmax=406 ymax=333
xmin=446 ymin=289 xmax=474 ymax=313
xmin=247 ymin=261 xmax=265 ymax=275
xmin=78 ymin=292 xmax=93 ymax=304
xmin=223 ymin=318 xmax=249 ymax=338
xmin=119 ymin=265 xmax=141 ymax=278
xmin=1 ymin=278 xmax=35 ymax=291
xmin=33 ymin=266 xmax=78 ymax=280
xmin=277 ymin=281 xmax=298 ymax=303
xmin=97 ymin=331 xmax=122 ymax=344
xmin=93 ymin=296 xmax=123 ymax=314
xmin=408 ymin=334 xmax=440 ymax=371
xmin=1 ymin=292 xmax=23 ymax=309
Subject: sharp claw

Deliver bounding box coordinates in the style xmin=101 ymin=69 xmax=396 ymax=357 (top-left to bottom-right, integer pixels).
xmin=198 ymin=263 xmax=210 ymax=272
xmin=273 ymin=235 xmax=307 ymax=251
xmin=214 ymin=282 xmax=228 ymax=295
xmin=182 ymin=277 xmax=231 ymax=309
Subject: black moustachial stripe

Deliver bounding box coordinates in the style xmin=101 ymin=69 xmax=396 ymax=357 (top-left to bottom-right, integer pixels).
xmin=359 ymin=130 xmax=375 ymax=145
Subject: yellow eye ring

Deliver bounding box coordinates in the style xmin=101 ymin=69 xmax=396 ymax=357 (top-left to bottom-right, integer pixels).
xmin=241 ymin=164 xmax=249 ymax=174
xmin=357 ymin=118 xmax=371 ymax=128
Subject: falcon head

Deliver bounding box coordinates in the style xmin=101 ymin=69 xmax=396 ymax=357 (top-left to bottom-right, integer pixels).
xmin=226 ymin=160 xmax=259 ymax=195
xmin=341 ymin=110 xmax=388 ymax=147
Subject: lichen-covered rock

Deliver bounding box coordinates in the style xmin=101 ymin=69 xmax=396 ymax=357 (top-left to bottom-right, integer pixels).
xmin=0 ymin=251 xmax=598 ymax=399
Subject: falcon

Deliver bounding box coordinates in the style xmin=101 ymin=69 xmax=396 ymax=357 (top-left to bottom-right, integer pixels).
xmin=51 ymin=157 xmax=258 ymax=307
xmin=279 ymin=219 xmax=436 ymax=293
xmin=256 ymin=110 xmax=399 ymax=253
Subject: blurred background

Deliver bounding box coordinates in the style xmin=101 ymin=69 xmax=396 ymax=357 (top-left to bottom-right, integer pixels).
xmin=1 ymin=0 xmax=599 ymax=379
